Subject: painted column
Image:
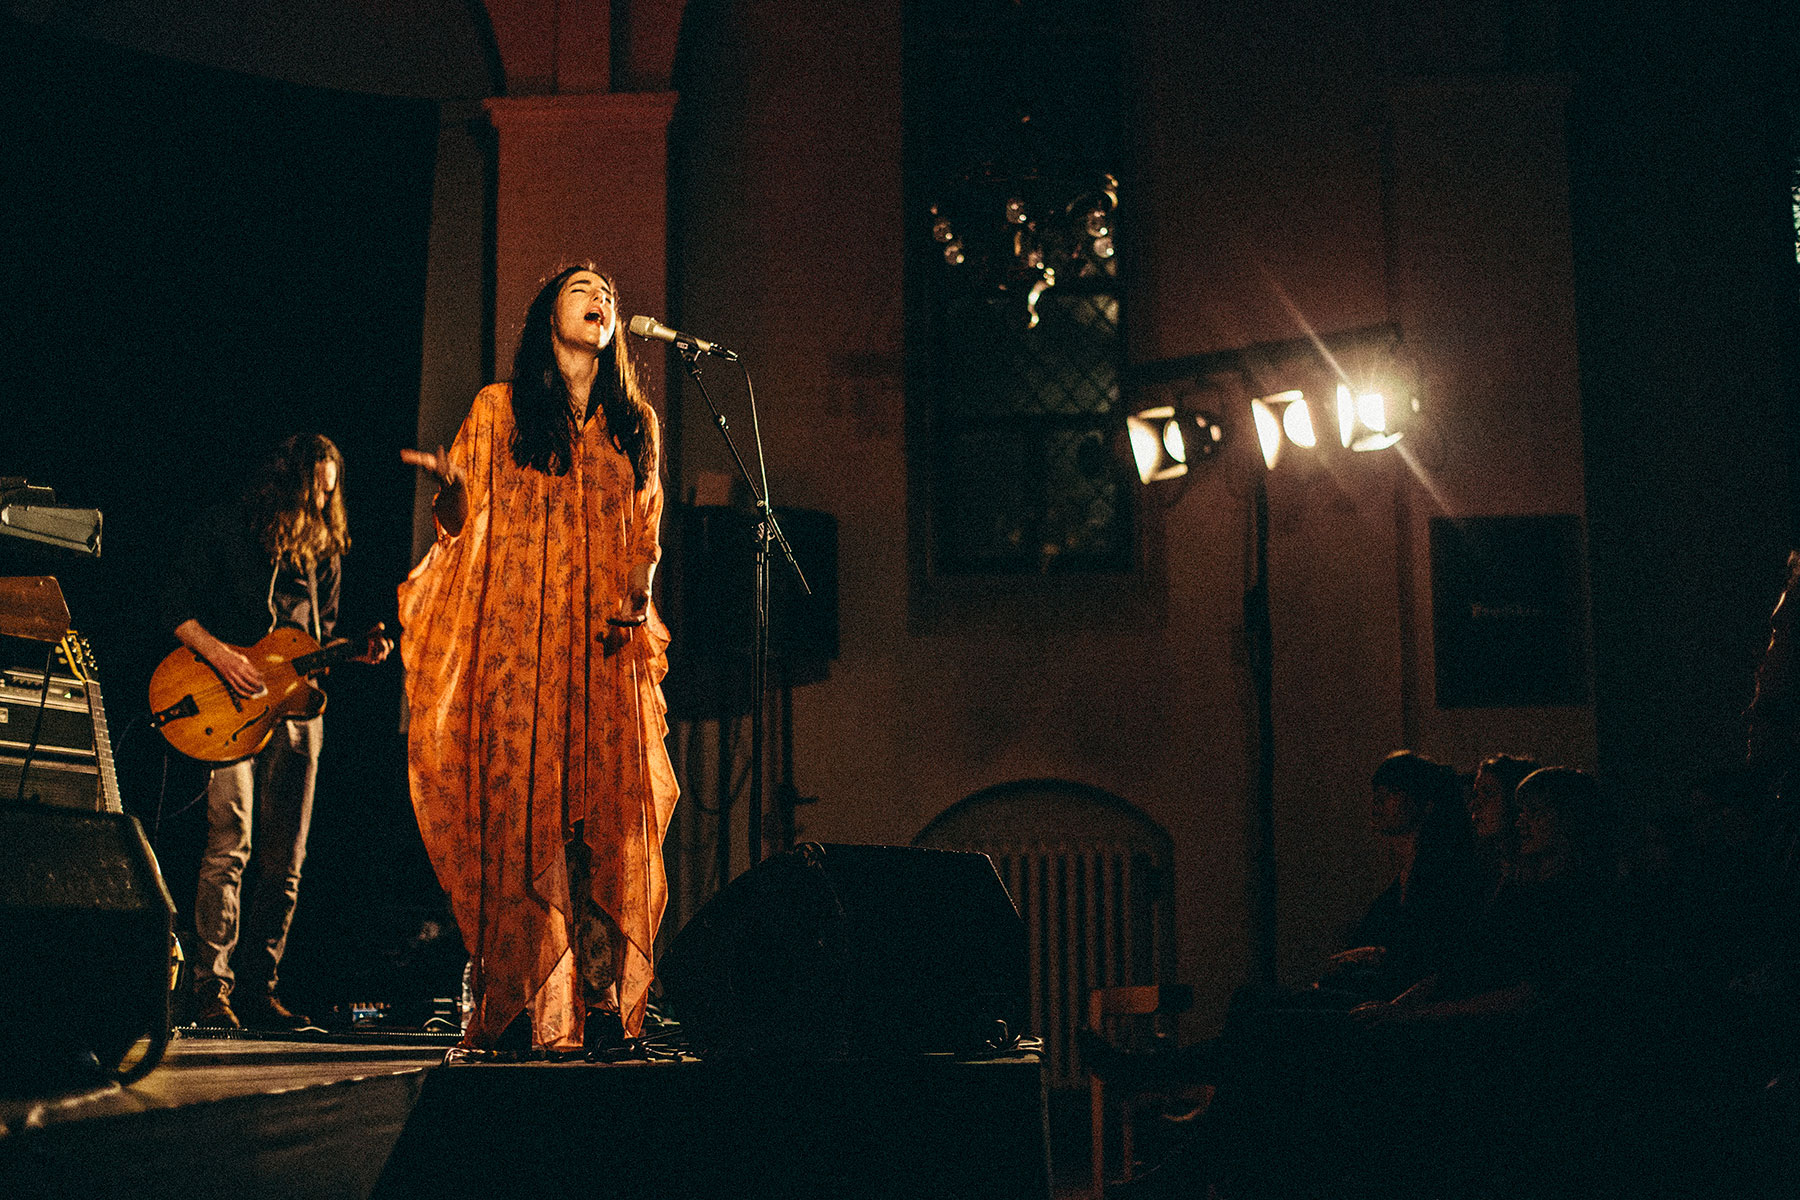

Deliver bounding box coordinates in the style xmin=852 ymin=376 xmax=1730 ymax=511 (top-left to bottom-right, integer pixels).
xmin=484 ymin=91 xmax=679 ymax=411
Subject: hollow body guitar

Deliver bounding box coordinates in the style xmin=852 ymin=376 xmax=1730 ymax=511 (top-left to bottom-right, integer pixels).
xmin=148 ymin=627 xmax=354 ymax=763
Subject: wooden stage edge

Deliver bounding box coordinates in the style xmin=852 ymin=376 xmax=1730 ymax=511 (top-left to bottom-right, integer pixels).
xmin=0 ymin=1031 xmax=1053 ymax=1200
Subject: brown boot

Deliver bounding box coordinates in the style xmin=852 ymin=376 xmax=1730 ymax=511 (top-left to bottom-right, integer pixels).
xmin=194 ymin=979 xmax=240 ymax=1029
xmin=238 ymin=990 xmax=313 ymax=1031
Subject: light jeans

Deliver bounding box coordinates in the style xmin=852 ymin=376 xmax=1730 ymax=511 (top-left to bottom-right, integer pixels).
xmin=193 ymin=715 xmax=323 ymax=996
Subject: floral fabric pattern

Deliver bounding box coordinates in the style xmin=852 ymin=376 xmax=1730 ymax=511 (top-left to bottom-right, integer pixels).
xmin=399 ymin=383 xmax=678 ymax=1047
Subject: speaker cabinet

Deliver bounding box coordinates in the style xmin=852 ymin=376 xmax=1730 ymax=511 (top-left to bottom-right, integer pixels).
xmin=665 ymin=504 xmax=839 ymax=720
xmin=659 ymin=843 xmax=1027 ymax=1058
xmin=0 ymin=805 xmax=175 ymax=1088
xmin=0 ymin=753 xmax=101 ymax=810
xmin=0 ymin=669 xmax=97 ymax=758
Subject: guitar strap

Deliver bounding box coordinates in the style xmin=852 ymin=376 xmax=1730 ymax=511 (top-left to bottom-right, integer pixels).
xmin=261 ymin=555 xmax=323 ymax=642
xmin=305 ymin=562 xmax=321 ymax=642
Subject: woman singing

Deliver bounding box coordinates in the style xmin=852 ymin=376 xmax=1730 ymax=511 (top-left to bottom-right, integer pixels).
xmin=399 ymin=264 xmax=678 ymax=1053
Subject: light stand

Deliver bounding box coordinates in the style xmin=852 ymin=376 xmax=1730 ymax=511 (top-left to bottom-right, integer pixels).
xmin=677 ymin=347 xmax=810 ymax=870
xmin=1245 ymin=471 xmax=1278 ymax=988
xmin=1128 ymin=326 xmax=1411 ymax=992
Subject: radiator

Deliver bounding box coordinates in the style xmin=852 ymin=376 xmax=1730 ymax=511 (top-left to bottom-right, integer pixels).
xmin=987 ymin=843 xmax=1172 ymax=1089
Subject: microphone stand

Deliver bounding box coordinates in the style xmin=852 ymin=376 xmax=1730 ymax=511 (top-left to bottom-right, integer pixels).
xmin=677 ymin=345 xmax=810 ymax=871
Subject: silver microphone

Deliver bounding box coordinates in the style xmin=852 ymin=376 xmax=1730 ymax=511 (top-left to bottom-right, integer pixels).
xmin=627 ymin=315 xmax=738 ymax=360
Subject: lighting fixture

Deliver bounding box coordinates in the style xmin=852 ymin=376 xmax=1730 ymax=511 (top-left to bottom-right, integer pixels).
xmin=1249 ymin=390 xmax=1313 ymax=470
xmin=1126 ymin=405 xmax=1225 ymax=484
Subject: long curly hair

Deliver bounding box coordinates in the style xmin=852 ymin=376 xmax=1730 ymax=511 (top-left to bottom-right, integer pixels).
xmin=248 ymin=433 xmax=350 ymax=570
xmin=509 ymin=262 xmax=656 ymax=489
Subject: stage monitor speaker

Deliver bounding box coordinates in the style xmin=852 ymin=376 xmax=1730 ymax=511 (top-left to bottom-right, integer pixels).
xmin=659 ymin=843 xmax=1027 ymax=1058
xmin=0 ymin=804 xmax=175 ymax=1089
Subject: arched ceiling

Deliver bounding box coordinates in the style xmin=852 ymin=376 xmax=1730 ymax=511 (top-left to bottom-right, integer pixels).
xmin=8 ymin=0 xmax=498 ymax=98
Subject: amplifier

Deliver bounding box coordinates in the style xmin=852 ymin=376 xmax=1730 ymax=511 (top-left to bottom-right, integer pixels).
xmin=0 ymin=669 xmax=96 ymax=758
xmin=0 ymin=753 xmax=102 ymax=810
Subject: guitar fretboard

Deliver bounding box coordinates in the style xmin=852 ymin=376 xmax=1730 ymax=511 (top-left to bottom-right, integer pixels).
xmin=291 ymin=642 xmax=358 ymax=678
xmin=87 ymin=679 xmax=121 ymax=814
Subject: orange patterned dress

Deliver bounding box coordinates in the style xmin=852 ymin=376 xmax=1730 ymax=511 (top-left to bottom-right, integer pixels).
xmin=398 ymin=383 xmax=678 ymax=1048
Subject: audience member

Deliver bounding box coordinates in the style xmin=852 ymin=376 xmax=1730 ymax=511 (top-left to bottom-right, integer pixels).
xmin=1317 ymin=751 xmax=1484 ymax=1004
xmin=1466 ymin=752 xmax=1540 ymax=896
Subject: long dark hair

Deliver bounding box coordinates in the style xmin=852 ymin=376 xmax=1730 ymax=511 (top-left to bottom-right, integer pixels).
xmin=246 ymin=433 xmax=349 ymax=570
xmin=1474 ymin=752 xmax=1540 ymax=861
xmin=509 ymin=262 xmax=655 ymax=488
xmin=1515 ymin=766 xmax=1615 ymax=883
xmin=1372 ymin=749 xmax=1478 ymax=895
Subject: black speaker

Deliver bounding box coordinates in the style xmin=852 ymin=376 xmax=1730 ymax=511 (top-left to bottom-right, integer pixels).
xmin=0 ymin=804 xmax=175 ymax=1089
xmin=659 ymin=843 xmax=1027 ymax=1058
xmin=0 ymin=752 xmax=101 ymax=810
xmin=665 ymin=504 xmax=839 ymax=719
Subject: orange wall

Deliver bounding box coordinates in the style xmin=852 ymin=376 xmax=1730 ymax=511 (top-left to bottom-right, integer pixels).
xmin=667 ymin=0 xmax=1598 ymax=1026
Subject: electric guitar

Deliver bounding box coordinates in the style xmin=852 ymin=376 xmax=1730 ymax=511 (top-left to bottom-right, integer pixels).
xmin=54 ymin=631 xmax=123 ymax=813
xmin=147 ymin=626 xmax=364 ymax=763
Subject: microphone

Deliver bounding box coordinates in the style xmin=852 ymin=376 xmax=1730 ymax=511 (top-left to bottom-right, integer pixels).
xmin=627 ymin=315 xmax=738 ymax=360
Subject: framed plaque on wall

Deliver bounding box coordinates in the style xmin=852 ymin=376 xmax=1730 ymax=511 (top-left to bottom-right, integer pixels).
xmin=1430 ymin=515 xmax=1588 ymax=708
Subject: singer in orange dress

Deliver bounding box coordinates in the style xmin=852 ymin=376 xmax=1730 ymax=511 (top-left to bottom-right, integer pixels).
xmin=398 ymin=264 xmax=678 ymax=1051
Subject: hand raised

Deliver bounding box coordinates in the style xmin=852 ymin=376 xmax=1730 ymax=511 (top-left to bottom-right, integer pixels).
xmin=401 ymin=446 xmax=461 ymax=489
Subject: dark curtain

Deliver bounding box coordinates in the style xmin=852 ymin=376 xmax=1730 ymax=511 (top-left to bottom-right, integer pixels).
xmin=0 ymin=16 xmax=454 ymax=1019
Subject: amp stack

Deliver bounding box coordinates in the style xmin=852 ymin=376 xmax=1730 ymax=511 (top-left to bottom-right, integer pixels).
xmin=0 ymin=664 xmax=107 ymax=810
xmin=0 ymin=563 xmax=177 ymax=1089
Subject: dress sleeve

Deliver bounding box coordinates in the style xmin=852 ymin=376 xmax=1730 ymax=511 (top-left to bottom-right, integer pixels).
xmin=437 ymin=384 xmax=502 ymax=541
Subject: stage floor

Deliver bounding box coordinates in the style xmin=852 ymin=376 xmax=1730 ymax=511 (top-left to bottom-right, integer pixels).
xmin=0 ymin=1032 xmax=1052 ymax=1199
xmin=0 ymin=1033 xmax=446 ymax=1200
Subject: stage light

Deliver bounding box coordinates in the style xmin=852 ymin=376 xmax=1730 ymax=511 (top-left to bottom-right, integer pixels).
xmin=1250 ymin=390 xmax=1311 ymax=469
xmin=1126 ymin=405 xmax=1224 ymax=484
xmin=1283 ymin=396 xmax=1316 ymax=447
xmin=1123 ymin=324 xmax=1417 ymax=991
xmin=1127 ymin=406 xmax=1183 ymax=482
xmin=1336 ymin=383 xmax=1404 ymax=452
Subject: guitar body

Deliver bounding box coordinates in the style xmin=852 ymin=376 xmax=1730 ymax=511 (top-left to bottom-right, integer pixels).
xmin=148 ymin=627 xmax=330 ymax=763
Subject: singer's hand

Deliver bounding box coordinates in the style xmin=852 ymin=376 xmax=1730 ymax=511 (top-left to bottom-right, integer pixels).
xmin=609 ymin=594 xmax=650 ymax=627
xmin=401 ymin=446 xmax=461 ymax=490
xmin=601 ymin=593 xmax=649 ymax=655
xmin=403 ymin=446 xmax=468 ymax=536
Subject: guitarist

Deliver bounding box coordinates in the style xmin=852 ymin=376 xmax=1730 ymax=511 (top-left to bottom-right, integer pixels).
xmin=159 ymin=433 xmax=391 ymax=1030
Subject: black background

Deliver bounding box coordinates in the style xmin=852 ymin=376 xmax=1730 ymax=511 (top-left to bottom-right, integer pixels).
xmin=0 ymin=17 xmax=458 ymax=1019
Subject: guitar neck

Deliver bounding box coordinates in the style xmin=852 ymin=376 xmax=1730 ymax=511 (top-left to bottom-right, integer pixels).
xmin=291 ymin=640 xmax=359 ymax=678
xmin=84 ymin=679 xmax=122 ymax=815
xmin=57 ymin=633 xmax=122 ymax=814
